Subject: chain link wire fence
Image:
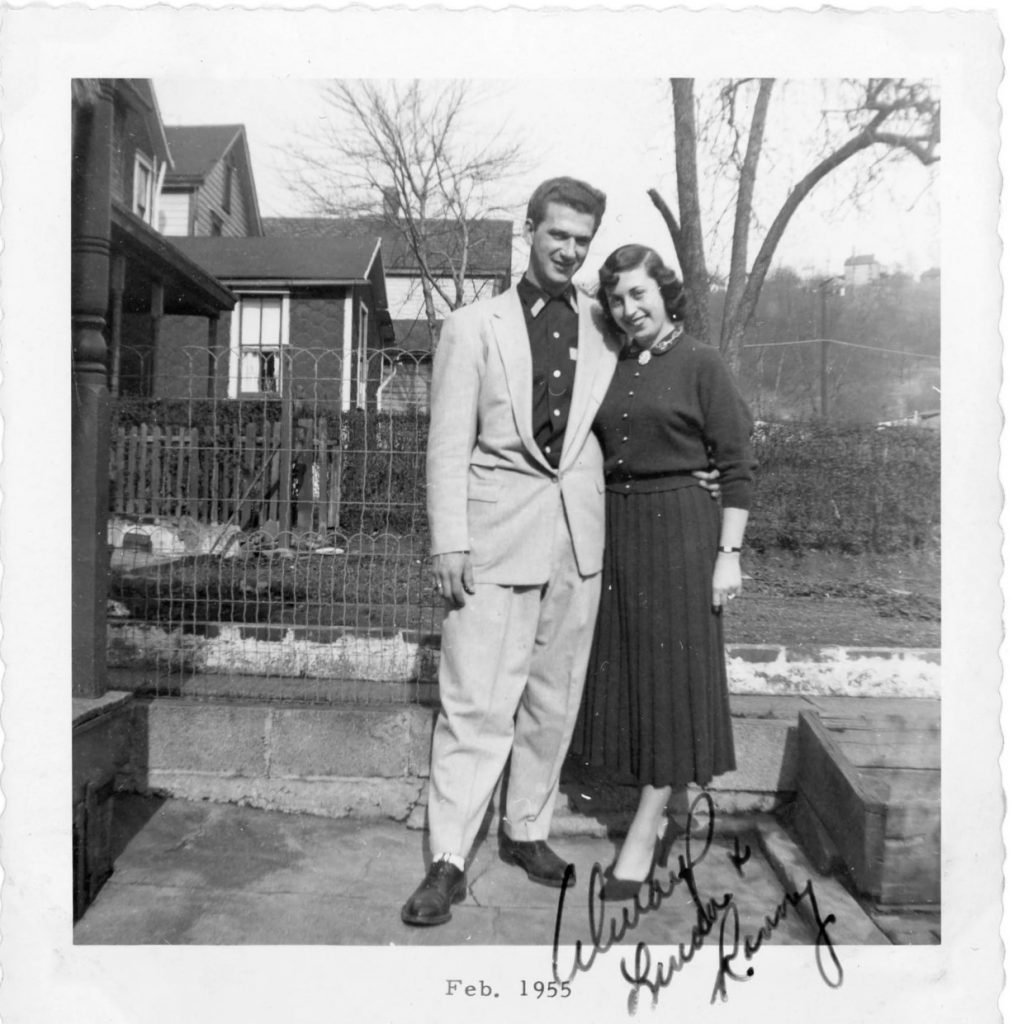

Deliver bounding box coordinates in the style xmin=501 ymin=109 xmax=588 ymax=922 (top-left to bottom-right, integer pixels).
xmin=107 ymin=344 xmax=441 ymax=703
xmin=106 ymin=344 xmax=940 ymax=703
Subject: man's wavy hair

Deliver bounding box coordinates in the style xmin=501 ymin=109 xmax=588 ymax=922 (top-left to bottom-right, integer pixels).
xmin=526 ymin=177 xmax=607 ymax=232
xmin=597 ymin=244 xmax=688 ymax=337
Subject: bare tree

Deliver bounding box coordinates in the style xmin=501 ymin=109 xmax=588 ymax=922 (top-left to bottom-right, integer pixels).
xmin=287 ymin=80 xmax=522 ymax=349
xmin=649 ymin=78 xmax=940 ymax=374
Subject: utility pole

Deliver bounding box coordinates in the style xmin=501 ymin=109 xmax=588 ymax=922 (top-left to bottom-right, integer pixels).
xmin=820 ymin=283 xmax=829 ymax=418
xmin=817 ymin=276 xmax=842 ymax=418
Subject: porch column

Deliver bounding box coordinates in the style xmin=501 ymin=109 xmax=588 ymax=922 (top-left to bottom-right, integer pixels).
xmin=207 ymin=313 xmax=220 ymax=399
xmin=71 ymin=79 xmax=114 ymax=699
xmin=108 ymin=253 xmax=125 ymax=396
xmin=148 ymin=280 xmax=164 ymax=396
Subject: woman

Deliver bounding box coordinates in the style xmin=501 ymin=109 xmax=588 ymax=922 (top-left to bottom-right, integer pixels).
xmin=571 ymin=244 xmax=756 ymax=899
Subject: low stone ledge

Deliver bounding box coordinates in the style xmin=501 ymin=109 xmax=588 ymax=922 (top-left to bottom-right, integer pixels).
xmin=109 ymin=621 xmax=940 ymax=699
xmin=132 ymin=771 xmax=425 ymax=821
xmin=726 ymin=645 xmax=939 ymax=698
xmin=73 ymin=690 xmax=134 ymax=729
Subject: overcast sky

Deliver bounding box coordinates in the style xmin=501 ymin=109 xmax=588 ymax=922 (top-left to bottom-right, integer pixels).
xmin=154 ymin=77 xmax=940 ymax=286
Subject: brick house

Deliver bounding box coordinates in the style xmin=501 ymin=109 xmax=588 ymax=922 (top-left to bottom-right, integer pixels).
xmin=159 ymin=124 xmax=263 ymax=238
xmin=264 ymin=215 xmax=514 ymax=411
xmin=158 ymin=235 xmax=393 ymax=411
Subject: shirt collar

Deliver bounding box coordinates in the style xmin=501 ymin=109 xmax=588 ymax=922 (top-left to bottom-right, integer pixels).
xmin=517 ymin=276 xmax=579 ymax=317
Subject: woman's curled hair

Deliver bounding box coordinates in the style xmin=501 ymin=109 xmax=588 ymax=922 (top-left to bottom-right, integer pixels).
xmin=597 ymin=244 xmax=688 ymax=335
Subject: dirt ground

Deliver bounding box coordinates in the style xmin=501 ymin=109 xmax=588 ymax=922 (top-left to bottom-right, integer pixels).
xmin=725 ymin=548 xmax=941 ymax=647
xmin=111 ymin=543 xmax=941 ymax=649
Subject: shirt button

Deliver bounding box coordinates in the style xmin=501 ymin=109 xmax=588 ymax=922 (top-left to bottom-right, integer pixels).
xmin=552 ymin=331 xmax=560 ymax=339
xmin=553 ymin=409 xmax=561 ymax=417
xmin=552 ymin=370 xmax=561 ymax=378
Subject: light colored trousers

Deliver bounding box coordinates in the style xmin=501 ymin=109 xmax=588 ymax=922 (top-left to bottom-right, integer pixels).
xmin=427 ymin=506 xmax=602 ymax=859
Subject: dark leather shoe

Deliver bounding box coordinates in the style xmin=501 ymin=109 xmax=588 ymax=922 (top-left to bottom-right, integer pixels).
xmin=500 ymin=836 xmax=575 ymax=888
xmin=599 ymin=863 xmax=653 ymax=902
xmin=401 ymin=860 xmax=467 ymax=926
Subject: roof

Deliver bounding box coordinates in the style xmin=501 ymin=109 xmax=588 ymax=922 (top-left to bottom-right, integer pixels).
xmin=844 ymin=254 xmax=878 ymax=266
xmin=164 ymin=125 xmax=244 ymax=181
xmin=111 ymin=201 xmax=235 ymax=316
xmin=171 ymin=236 xmax=382 ymax=284
xmin=263 ymin=216 xmax=513 ymax=277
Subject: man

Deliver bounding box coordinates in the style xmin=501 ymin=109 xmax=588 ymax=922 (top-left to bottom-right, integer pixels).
xmin=401 ymin=177 xmax=714 ymax=927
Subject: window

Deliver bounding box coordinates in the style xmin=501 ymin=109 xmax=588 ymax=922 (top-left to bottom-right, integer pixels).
xmin=132 ymin=152 xmax=155 ymax=223
xmin=231 ymin=295 xmax=289 ymax=397
xmin=158 ymin=192 xmax=190 ymax=236
xmin=223 ymin=157 xmax=235 ymax=215
xmin=210 ymin=212 xmax=224 ymax=237
xmin=356 ymin=302 xmax=370 ymax=409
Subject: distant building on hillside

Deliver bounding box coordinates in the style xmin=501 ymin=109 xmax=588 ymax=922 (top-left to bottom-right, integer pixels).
xmin=843 ymin=254 xmax=882 ymax=289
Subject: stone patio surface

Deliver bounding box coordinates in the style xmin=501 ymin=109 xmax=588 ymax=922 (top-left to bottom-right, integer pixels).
xmin=74 ymin=795 xmax=935 ymax=948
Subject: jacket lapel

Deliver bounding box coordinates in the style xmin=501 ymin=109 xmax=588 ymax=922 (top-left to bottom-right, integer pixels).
xmin=560 ymin=295 xmax=618 ymax=469
xmin=490 ymin=288 xmax=549 ymax=468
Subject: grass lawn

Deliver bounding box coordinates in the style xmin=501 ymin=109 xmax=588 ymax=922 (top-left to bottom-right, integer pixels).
xmin=729 ymin=548 xmax=940 ymax=647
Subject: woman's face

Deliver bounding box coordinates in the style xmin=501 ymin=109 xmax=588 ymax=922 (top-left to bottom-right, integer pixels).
xmin=605 ymin=267 xmax=670 ymax=346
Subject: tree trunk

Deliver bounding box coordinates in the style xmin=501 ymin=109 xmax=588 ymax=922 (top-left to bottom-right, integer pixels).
xmin=723 ymin=127 xmax=882 ymax=370
xmin=421 ymin=276 xmax=441 ymax=352
xmin=721 ymin=79 xmax=774 ymax=357
xmin=669 ymin=79 xmax=711 ymax=344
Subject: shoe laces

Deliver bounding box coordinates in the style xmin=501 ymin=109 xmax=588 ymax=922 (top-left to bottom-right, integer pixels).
xmin=424 ymin=859 xmax=460 ymax=887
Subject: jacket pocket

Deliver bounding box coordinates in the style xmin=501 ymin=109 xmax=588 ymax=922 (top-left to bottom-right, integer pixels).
xmin=468 ymin=477 xmax=500 ymax=503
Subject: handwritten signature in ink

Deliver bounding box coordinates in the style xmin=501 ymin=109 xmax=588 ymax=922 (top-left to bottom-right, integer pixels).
xmin=550 ymin=793 xmax=843 ymax=1012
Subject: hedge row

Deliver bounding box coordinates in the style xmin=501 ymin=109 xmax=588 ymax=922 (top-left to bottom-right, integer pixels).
xmin=111 ymin=402 xmax=939 ymax=552
xmin=748 ymin=423 xmax=939 ymax=553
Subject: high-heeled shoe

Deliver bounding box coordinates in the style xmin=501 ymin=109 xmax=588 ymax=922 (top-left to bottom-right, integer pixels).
xmin=599 ymin=860 xmax=656 ymax=902
xmin=599 ymin=823 xmax=670 ymax=901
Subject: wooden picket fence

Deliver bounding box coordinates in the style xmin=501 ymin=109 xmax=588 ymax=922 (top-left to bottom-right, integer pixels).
xmin=110 ymin=419 xmax=346 ymax=533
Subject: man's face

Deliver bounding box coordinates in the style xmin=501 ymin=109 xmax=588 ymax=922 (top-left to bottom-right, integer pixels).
xmin=523 ymin=201 xmax=597 ymax=294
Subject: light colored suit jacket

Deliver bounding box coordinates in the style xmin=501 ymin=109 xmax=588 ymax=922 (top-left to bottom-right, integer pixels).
xmin=427 ymin=285 xmax=619 ymax=584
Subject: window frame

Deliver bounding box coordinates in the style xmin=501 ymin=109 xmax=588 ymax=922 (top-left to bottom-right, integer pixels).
xmin=356 ymin=300 xmax=370 ymax=410
xmin=222 ymin=156 xmax=235 ymax=216
xmin=132 ymin=151 xmax=155 ymax=223
xmin=228 ymin=292 xmax=291 ymax=400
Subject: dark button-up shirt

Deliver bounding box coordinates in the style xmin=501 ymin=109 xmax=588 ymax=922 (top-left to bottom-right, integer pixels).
xmin=517 ymin=277 xmax=579 ymax=469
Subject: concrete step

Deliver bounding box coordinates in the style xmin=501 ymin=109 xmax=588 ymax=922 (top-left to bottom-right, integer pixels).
xmin=111 ymin=692 xmax=938 ymax=827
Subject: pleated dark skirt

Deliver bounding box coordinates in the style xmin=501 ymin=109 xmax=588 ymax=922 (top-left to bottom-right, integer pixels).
xmin=572 ymin=485 xmax=736 ymax=789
